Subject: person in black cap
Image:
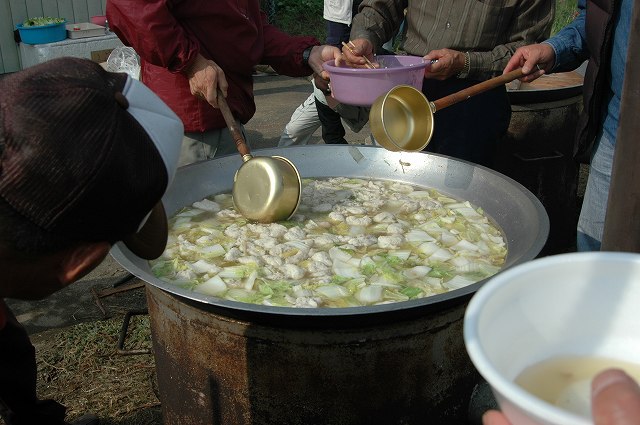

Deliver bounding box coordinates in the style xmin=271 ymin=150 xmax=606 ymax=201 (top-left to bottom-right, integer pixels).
xmin=0 ymin=57 xmax=183 ymax=425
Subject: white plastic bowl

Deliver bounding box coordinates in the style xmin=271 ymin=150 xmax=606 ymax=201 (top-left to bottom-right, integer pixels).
xmin=464 ymin=252 xmax=640 ymax=425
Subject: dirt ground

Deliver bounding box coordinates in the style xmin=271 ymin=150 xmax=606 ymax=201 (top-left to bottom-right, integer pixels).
xmin=3 ymin=72 xmax=587 ymax=425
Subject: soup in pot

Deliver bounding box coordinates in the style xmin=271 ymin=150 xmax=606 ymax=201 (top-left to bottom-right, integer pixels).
xmin=150 ymin=177 xmax=507 ymax=307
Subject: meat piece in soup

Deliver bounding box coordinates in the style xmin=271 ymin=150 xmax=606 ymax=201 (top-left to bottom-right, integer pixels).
xmin=150 ymin=178 xmax=507 ymax=308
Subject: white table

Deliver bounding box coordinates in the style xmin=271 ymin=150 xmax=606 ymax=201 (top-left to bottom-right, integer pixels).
xmin=19 ymin=32 xmax=123 ymax=69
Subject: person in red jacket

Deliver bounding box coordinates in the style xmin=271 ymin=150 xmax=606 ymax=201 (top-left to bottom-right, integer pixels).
xmin=107 ymin=0 xmax=341 ymax=166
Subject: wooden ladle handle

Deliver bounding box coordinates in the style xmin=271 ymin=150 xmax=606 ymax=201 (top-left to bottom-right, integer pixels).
xmin=217 ymin=89 xmax=251 ymax=158
xmin=431 ymin=68 xmax=525 ymax=112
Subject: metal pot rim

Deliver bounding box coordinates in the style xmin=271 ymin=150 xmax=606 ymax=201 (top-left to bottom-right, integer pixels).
xmin=111 ymin=145 xmax=549 ymax=318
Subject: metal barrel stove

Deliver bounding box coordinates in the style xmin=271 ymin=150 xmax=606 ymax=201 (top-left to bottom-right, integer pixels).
xmin=495 ymin=69 xmax=585 ymax=256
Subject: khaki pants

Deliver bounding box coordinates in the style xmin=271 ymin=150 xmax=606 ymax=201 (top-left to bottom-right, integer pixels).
xmin=179 ymin=123 xmax=248 ymax=167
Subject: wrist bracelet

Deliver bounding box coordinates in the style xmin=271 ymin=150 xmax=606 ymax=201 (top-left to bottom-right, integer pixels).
xmin=302 ymin=46 xmax=313 ymax=67
xmin=456 ymin=52 xmax=470 ymax=79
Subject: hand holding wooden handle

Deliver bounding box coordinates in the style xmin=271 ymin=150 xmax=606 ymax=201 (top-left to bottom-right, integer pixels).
xmin=432 ymin=69 xmax=525 ymax=112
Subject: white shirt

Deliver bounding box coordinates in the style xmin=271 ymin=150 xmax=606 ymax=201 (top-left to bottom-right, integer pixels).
xmin=324 ymin=0 xmax=354 ymax=25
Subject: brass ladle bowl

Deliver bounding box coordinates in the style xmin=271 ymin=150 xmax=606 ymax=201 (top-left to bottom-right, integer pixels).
xmin=370 ymin=69 xmax=525 ymax=151
xmin=217 ymin=93 xmax=301 ymax=223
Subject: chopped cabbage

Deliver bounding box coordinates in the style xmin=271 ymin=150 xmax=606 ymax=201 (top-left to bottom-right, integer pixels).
xmin=150 ymin=177 xmax=507 ymax=308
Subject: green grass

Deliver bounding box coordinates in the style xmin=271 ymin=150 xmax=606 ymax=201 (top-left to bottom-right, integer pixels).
xmin=553 ymin=0 xmax=580 ymax=35
xmin=264 ymin=0 xmax=325 ymax=42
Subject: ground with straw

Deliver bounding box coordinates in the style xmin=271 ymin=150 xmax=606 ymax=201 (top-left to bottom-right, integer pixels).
xmin=1 ymin=314 xmax=161 ymax=425
xmin=38 ymin=315 xmax=158 ymax=424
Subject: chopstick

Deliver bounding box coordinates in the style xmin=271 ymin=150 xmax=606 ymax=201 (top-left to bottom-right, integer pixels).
xmin=342 ymin=41 xmax=376 ymax=69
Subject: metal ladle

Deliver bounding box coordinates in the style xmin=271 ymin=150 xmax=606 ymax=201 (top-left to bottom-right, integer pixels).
xmin=370 ymin=69 xmax=525 ymax=151
xmin=217 ymin=91 xmax=302 ymax=223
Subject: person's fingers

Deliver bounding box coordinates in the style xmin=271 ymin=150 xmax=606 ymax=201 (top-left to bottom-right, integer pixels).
xmin=518 ymin=57 xmax=545 ymax=82
xmin=196 ymin=67 xmax=218 ymax=107
xmin=422 ymin=49 xmax=456 ymax=80
xmin=195 ymin=63 xmax=228 ymax=108
xmin=308 ymin=45 xmax=340 ymax=75
xmin=423 ymin=52 xmax=437 ymax=61
xmin=184 ymin=53 xmax=229 ymax=109
xmin=591 ymin=369 xmax=640 ymax=425
xmin=202 ymin=85 xmax=218 ymax=108
xmin=313 ymin=73 xmax=331 ymax=94
xmin=508 ymin=48 xmax=535 ymax=75
xmin=340 ymin=39 xmax=373 ymax=67
xmin=347 ymin=39 xmax=370 ymax=55
xmin=329 ymin=45 xmax=343 ymax=61
xmin=482 ymin=410 xmax=512 ymax=425
xmin=216 ymin=69 xmax=229 ymax=99
xmin=503 ymin=58 xmax=521 ymax=74
xmin=521 ymin=57 xmax=539 ymax=75
xmin=340 ymin=45 xmax=357 ymax=62
xmin=502 ymin=48 xmax=546 ymax=83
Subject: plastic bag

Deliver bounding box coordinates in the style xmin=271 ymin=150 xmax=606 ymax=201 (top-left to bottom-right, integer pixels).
xmin=106 ymin=46 xmax=141 ymax=80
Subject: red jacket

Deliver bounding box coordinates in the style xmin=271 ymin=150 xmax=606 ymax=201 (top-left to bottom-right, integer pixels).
xmin=106 ymin=0 xmax=319 ymax=132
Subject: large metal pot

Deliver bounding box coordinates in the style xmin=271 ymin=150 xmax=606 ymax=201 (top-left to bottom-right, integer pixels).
xmin=112 ymin=146 xmax=549 ymax=425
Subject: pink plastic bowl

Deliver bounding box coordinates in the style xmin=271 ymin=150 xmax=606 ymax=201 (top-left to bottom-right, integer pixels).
xmin=322 ymin=55 xmax=429 ymax=106
xmin=90 ymin=15 xmax=107 ymax=26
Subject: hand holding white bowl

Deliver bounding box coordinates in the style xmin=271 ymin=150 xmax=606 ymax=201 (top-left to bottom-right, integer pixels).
xmin=464 ymin=252 xmax=640 ymax=425
xmin=482 ymin=369 xmax=640 ymax=425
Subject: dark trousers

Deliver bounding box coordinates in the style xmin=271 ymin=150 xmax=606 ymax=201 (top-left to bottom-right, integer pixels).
xmin=421 ymin=78 xmax=511 ymax=169
xmin=320 ymin=19 xmax=353 ymax=145
xmin=316 ymin=97 xmax=348 ymax=144
xmin=325 ymin=20 xmax=350 ymax=48
xmin=0 ymin=300 xmax=67 ymax=425
xmin=325 ymin=0 xmax=362 ymax=47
